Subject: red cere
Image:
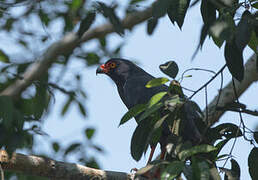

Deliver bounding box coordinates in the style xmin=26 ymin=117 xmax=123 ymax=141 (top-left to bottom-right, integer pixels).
xmin=100 ymin=64 xmax=109 ymax=73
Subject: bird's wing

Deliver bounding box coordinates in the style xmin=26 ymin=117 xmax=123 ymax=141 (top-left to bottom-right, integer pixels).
xmin=123 ymin=75 xmax=168 ymax=109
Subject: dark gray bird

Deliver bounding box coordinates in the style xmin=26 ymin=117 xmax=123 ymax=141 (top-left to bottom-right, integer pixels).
xmin=96 ymin=58 xmax=202 ymax=163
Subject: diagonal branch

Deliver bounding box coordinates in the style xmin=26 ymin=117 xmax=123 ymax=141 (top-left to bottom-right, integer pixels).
xmin=204 ymin=54 xmax=258 ymax=126
xmin=0 ymin=150 xmax=145 ymax=180
xmin=0 ymin=7 xmax=153 ymax=99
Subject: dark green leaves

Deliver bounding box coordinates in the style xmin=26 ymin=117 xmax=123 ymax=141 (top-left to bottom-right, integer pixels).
xmin=147 ymin=18 xmax=158 ymax=35
xmin=119 ymin=104 xmax=146 ymax=126
xmin=85 ymin=128 xmax=95 ymax=139
xmin=95 ymin=2 xmax=124 ymax=35
xmin=224 ymin=10 xmax=255 ymax=81
xmin=77 ymin=11 xmax=96 ymax=37
xmin=201 ymin=0 xmax=216 ymax=26
xmin=178 ymin=144 xmax=217 ymax=161
xmin=0 ymin=50 xmax=10 ymax=63
xmin=0 ymin=96 xmax=14 ymax=126
xmin=153 ymin=0 xmax=171 ymax=19
xmin=64 ymin=143 xmax=81 ymax=156
xmin=248 ymin=147 xmax=258 ymax=179
xmin=167 ymin=0 xmax=190 ymax=29
xmin=235 ymin=11 xmax=253 ymax=51
xmin=159 ymin=61 xmax=179 ymax=78
xmin=224 ymin=40 xmax=244 ymax=81
xmin=161 ymin=161 xmax=184 ymax=179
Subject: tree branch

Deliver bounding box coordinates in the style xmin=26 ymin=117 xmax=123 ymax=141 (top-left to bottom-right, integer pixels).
xmin=0 ymin=7 xmax=153 ymax=99
xmin=0 ymin=150 xmax=141 ymax=180
xmin=205 ymin=54 xmax=258 ymax=126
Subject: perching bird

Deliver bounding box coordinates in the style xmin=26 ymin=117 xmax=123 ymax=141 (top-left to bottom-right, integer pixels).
xmin=96 ymin=58 xmax=203 ymax=163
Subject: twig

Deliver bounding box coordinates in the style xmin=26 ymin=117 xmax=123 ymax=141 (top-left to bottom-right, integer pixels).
xmin=216 ymin=107 xmax=258 ymax=116
xmin=180 ymin=67 xmax=216 ymax=83
xmin=190 ymin=65 xmax=226 ymax=99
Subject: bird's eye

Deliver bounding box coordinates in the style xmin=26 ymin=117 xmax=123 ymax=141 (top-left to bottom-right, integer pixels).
xmin=110 ymin=62 xmax=116 ymax=68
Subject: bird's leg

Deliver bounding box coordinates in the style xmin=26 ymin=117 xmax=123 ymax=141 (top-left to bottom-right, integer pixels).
xmin=160 ymin=147 xmax=166 ymax=160
xmin=147 ymin=145 xmax=157 ymax=164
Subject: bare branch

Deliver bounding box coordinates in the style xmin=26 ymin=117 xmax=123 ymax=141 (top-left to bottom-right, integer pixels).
xmin=0 ymin=7 xmax=153 ymax=99
xmin=0 ymin=150 xmax=141 ymax=180
xmin=205 ymin=54 xmax=258 ymax=126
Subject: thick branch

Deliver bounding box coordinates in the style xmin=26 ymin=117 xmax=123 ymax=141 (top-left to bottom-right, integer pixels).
xmin=0 ymin=150 xmax=137 ymax=180
xmin=205 ymin=54 xmax=258 ymax=126
xmin=0 ymin=7 xmax=153 ymax=99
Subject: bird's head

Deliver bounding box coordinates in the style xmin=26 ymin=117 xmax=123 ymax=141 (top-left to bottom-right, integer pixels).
xmin=96 ymin=58 xmax=143 ymax=85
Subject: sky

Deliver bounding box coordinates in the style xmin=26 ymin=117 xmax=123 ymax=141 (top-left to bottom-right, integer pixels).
xmin=7 ymin=0 xmax=257 ymax=179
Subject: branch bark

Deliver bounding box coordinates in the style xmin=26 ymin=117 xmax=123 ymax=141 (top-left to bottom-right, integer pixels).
xmin=0 ymin=7 xmax=152 ymax=99
xmin=205 ymin=54 xmax=258 ymax=126
xmin=0 ymin=150 xmax=139 ymax=180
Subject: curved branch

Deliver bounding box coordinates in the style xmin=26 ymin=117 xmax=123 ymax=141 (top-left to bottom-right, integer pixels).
xmin=205 ymin=54 xmax=258 ymax=126
xmin=0 ymin=150 xmax=141 ymax=180
xmin=0 ymin=7 xmax=153 ymax=99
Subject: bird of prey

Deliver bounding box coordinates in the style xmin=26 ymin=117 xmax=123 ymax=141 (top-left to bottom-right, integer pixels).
xmin=96 ymin=58 xmax=203 ymax=163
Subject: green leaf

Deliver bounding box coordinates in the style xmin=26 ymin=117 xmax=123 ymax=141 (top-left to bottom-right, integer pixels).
xmin=131 ymin=118 xmax=153 ymax=161
xmin=159 ymin=61 xmax=179 ymax=78
xmin=0 ymin=96 xmax=14 ymax=128
xmin=251 ymin=1 xmax=258 ymax=9
xmin=138 ymin=102 xmax=163 ymax=122
xmin=64 ymin=143 xmax=81 ymax=156
xmin=78 ymin=102 xmax=86 ymax=117
xmin=77 ymin=11 xmax=96 ymax=37
xmin=248 ymin=31 xmax=258 ymax=53
xmin=119 ymin=104 xmax=146 ymax=126
xmin=85 ymin=128 xmax=95 ymax=139
xmin=52 ymin=142 xmax=60 ymax=153
xmin=130 ymin=0 xmax=147 ymax=5
xmin=146 ymin=78 xmax=169 ymax=88
xmin=147 ymin=18 xmax=158 ymax=35
xmin=96 ymin=2 xmax=124 ymax=35
xmin=34 ymin=83 xmax=48 ymax=119
xmin=212 ymin=139 xmax=230 ymax=160
xmin=167 ymin=0 xmax=190 ymax=29
xmin=161 ymin=161 xmax=184 ymax=180
xmin=148 ymin=92 xmax=167 ymax=107
xmin=0 ymin=50 xmax=10 ymax=63
xmin=248 ymin=147 xmax=258 ymax=179
xmin=178 ymin=144 xmax=217 ymax=161
xmin=61 ymin=97 xmax=73 ymax=116
xmin=200 ymin=0 xmax=216 ymax=26
xmin=235 ymin=10 xmax=253 ymax=52
xmin=71 ymin=0 xmax=83 ymax=10
xmin=254 ymin=132 xmax=258 ymax=144
xmin=152 ymin=0 xmax=170 ymax=19
xmin=224 ymin=40 xmax=244 ymax=81
xmin=85 ymin=52 xmax=100 ymax=66
xmin=39 ymin=9 xmax=50 ymax=26
xmin=191 ymin=158 xmax=210 ymax=180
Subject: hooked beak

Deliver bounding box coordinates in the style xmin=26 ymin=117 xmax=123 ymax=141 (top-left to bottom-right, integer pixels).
xmin=96 ymin=64 xmax=107 ymax=75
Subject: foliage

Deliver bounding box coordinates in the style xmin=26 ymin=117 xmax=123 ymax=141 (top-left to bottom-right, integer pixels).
xmin=0 ymin=0 xmax=256 ymax=179
xmin=120 ymin=60 xmax=258 ymax=179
